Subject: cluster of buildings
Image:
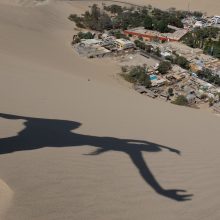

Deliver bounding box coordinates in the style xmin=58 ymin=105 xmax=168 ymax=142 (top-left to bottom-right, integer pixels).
xmin=72 ymin=8 xmax=220 ymax=113
xmin=134 ymin=60 xmax=220 ymax=108
xmin=156 ymin=41 xmax=220 ymax=77
xmin=182 ymin=15 xmax=220 ymax=28
xmin=74 ymin=30 xmax=220 ymax=111
xmin=74 ymin=34 xmax=135 ymax=58
xmin=212 ymin=16 xmax=220 ymax=25
xmin=175 ymin=76 xmax=220 ymax=105
xmin=146 ymin=41 xmax=220 ymax=106
xmin=120 ymin=39 xmax=220 ymax=109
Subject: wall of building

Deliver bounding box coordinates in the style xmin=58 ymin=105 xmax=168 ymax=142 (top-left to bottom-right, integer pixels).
xmin=124 ymin=30 xmax=179 ymax=42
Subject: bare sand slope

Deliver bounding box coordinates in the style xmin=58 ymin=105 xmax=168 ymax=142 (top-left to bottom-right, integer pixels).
xmin=0 ymin=180 xmax=13 ymax=220
xmin=1 ymin=1 xmax=220 ymax=220
xmin=113 ymin=0 xmax=220 ymax=15
xmin=76 ymin=0 xmax=220 ymax=15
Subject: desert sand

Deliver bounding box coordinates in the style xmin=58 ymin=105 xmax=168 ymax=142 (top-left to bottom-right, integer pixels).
xmin=111 ymin=0 xmax=220 ymax=15
xmin=0 ymin=179 xmax=13 ymax=220
xmin=0 ymin=1 xmax=220 ymax=220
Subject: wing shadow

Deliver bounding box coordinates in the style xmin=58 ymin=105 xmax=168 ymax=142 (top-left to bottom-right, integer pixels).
xmin=0 ymin=113 xmax=193 ymax=201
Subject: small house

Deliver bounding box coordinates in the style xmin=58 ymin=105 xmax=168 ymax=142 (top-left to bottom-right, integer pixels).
xmin=186 ymin=94 xmax=196 ymax=104
xmin=115 ymin=39 xmax=135 ymax=50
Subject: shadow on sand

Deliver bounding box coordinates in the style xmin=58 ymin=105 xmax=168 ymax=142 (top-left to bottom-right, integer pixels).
xmin=0 ymin=113 xmax=192 ymax=201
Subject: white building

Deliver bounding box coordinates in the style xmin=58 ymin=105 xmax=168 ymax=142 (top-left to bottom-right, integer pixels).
xmin=212 ymin=16 xmax=220 ymax=24
xmin=114 ymin=39 xmax=135 ymax=50
xmin=80 ymin=39 xmax=102 ymax=46
xmin=194 ymin=21 xmax=203 ymax=28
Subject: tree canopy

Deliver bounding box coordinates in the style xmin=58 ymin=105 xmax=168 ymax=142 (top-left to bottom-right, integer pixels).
xmin=158 ymin=61 xmax=172 ymax=74
xmin=104 ymin=5 xmax=123 ymax=15
xmin=144 ymin=15 xmax=153 ymax=30
xmin=122 ymin=66 xmax=152 ymax=88
xmin=77 ymin=32 xmax=94 ymax=39
xmin=182 ymin=27 xmax=220 ymax=58
xmin=69 ymin=4 xmax=113 ymax=31
xmin=69 ymin=4 xmax=205 ymax=35
xmin=172 ymin=95 xmax=188 ymax=106
xmin=197 ymin=68 xmax=220 ymax=86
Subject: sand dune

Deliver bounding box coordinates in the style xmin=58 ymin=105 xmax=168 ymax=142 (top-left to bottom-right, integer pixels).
xmin=70 ymin=0 xmax=220 ymax=15
xmin=0 ymin=1 xmax=220 ymax=220
xmin=0 ymin=180 xmax=13 ymax=220
xmin=112 ymin=0 xmax=220 ymax=15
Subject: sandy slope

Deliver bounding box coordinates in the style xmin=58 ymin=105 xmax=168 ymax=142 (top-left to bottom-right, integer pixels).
xmin=71 ymin=0 xmax=220 ymax=15
xmin=0 ymin=1 xmax=220 ymax=220
xmin=0 ymin=180 xmax=13 ymax=220
xmin=112 ymin=0 xmax=220 ymax=15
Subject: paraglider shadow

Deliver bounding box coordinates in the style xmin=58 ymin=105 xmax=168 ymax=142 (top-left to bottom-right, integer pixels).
xmin=0 ymin=113 xmax=192 ymax=201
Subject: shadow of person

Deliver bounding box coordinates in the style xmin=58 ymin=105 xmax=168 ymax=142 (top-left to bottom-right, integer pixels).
xmin=0 ymin=113 xmax=192 ymax=201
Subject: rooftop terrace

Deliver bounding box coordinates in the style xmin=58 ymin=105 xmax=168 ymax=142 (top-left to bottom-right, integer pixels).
xmin=124 ymin=27 xmax=188 ymax=42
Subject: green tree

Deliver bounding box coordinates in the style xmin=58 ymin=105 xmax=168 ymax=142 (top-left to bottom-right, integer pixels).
xmin=153 ymin=20 xmax=169 ymax=33
xmin=91 ymin=4 xmax=101 ymax=20
xmin=182 ymin=27 xmax=220 ymax=58
xmin=77 ymin=32 xmax=94 ymax=39
xmin=209 ymin=97 xmax=214 ymax=107
xmin=144 ymin=15 xmax=153 ymax=30
xmin=143 ymin=76 xmax=152 ymax=88
xmin=72 ymin=36 xmax=81 ymax=44
xmin=134 ymin=40 xmax=146 ymax=50
xmin=168 ymin=88 xmax=174 ymax=96
xmin=196 ymin=68 xmax=220 ymax=86
xmin=68 ymin=14 xmax=84 ymax=28
xmin=158 ymin=61 xmax=172 ymax=74
xmin=80 ymin=4 xmax=113 ymax=31
xmin=175 ymin=55 xmax=190 ymax=69
xmin=104 ymin=5 xmax=123 ymax=14
xmin=98 ymin=13 xmax=113 ymax=30
xmin=129 ymin=66 xmax=145 ymax=78
xmin=172 ymin=95 xmax=188 ymax=106
xmin=165 ymin=55 xmax=174 ymax=62
xmin=128 ymin=66 xmax=152 ymax=88
xmin=154 ymin=47 xmax=161 ymax=57
xmin=192 ymin=11 xmax=203 ymax=18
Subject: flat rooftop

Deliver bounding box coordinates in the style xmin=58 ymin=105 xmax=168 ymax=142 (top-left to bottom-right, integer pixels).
xmin=125 ymin=27 xmax=188 ymax=41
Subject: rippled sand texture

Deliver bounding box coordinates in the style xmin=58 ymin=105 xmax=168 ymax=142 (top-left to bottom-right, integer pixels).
xmin=0 ymin=1 xmax=220 ymax=220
